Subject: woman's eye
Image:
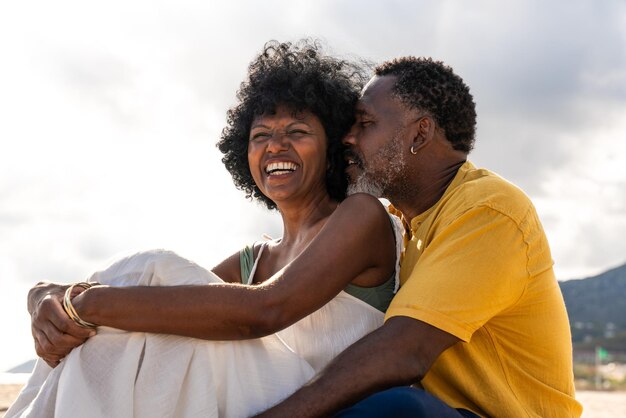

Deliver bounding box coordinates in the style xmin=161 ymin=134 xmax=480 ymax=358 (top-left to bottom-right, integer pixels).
xmin=288 ymin=130 xmax=309 ymax=137
xmin=250 ymin=132 xmax=270 ymax=141
xmin=360 ymin=120 xmax=372 ymax=127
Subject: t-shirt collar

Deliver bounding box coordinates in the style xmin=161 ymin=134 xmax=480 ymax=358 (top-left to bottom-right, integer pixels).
xmin=389 ymin=161 xmax=475 ymax=233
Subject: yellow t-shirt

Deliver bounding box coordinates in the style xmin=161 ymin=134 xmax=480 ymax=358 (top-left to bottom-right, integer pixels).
xmin=386 ymin=161 xmax=582 ymax=418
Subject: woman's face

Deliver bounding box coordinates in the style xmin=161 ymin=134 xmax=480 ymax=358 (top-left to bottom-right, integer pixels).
xmin=248 ymin=105 xmax=329 ymax=207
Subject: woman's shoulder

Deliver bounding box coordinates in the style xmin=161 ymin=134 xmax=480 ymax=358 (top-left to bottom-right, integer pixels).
xmin=338 ymin=193 xmax=387 ymax=215
xmin=338 ymin=193 xmax=392 ymax=226
xmin=341 ymin=192 xmax=385 ymax=205
xmin=333 ymin=193 xmax=396 ymax=245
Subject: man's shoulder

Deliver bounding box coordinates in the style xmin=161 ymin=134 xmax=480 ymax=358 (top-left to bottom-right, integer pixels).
xmin=444 ymin=163 xmax=534 ymax=223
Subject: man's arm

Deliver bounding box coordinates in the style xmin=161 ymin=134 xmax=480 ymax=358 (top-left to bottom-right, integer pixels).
xmin=258 ymin=316 xmax=459 ymax=417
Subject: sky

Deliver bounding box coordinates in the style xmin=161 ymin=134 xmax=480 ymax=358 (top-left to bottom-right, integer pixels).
xmin=1 ymin=0 xmax=625 ymax=371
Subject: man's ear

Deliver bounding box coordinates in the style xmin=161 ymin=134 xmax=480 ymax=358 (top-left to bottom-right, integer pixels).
xmin=409 ymin=116 xmax=435 ymax=154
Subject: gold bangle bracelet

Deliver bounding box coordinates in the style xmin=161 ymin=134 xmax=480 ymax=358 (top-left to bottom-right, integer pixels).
xmin=62 ymin=282 xmax=99 ymax=329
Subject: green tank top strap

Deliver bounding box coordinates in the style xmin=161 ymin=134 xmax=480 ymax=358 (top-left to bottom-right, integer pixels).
xmin=239 ymin=245 xmax=255 ymax=285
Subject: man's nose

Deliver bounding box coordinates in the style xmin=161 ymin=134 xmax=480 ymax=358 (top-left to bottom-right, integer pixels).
xmin=342 ymin=124 xmax=357 ymax=146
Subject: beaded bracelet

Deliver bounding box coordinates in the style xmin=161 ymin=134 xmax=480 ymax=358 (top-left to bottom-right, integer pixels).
xmin=62 ymin=282 xmax=99 ymax=329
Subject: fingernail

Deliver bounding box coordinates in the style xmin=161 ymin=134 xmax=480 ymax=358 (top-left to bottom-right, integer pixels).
xmin=89 ymin=331 xmax=96 ymax=337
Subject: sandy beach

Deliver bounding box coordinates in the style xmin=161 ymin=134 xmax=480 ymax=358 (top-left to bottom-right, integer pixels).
xmin=1 ymin=384 xmax=625 ymax=417
xmin=1 ymin=384 xmax=23 ymax=418
xmin=576 ymin=390 xmax=626 ymax=418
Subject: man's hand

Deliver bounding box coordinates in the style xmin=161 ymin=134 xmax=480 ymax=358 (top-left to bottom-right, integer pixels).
xmin=29 ymin=283 xmax=95 ymax=367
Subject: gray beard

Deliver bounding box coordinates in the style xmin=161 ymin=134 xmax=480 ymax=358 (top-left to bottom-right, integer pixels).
xmin=347 ymin=133 xmax=406 ymax=199
xmin=347 ymin=174 xmax=384 ymax=197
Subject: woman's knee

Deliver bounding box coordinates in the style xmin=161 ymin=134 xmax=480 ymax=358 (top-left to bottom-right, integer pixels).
xmin=91 ymin=249 xmax=219 ymax=287
xmin=90 ymin=249 xmax=181 ymax=286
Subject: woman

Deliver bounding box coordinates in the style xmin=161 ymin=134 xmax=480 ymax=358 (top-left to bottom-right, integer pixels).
xmin=9 ymin=40 xmax=402 ymax=418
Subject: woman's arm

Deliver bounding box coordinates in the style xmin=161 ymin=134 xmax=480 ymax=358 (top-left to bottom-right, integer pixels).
xmin=29 ymin=247 xmax=245 ymax=364
xmin=73 ymin=193 xmax=396 ymax=340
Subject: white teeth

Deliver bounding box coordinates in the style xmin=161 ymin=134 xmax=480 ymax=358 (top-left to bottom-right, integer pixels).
xmin=265 ymin=162 xmax=298 ymax=175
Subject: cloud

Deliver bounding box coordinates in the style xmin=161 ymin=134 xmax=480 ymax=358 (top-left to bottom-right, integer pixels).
xmin=447 ymin=1 xmax=626 ymax=193
xmin=292 ymin=1 xmax=626 ymax=199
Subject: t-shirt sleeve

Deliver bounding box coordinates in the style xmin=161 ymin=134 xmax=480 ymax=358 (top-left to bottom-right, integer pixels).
xmin=385 ymin=205 xmax=530 ymax=342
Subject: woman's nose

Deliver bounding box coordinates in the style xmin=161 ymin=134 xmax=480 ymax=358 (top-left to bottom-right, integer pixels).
xmin=266 ymin=132 xmax=289 ymax=153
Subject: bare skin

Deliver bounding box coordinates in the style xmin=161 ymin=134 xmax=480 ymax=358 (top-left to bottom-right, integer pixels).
xmin=258 ymin=75 xmax=468 ymax=416
xmin=29 ymin=106 xmax=397 ymax=367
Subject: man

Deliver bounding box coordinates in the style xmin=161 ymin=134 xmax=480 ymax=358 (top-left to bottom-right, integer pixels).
xmin=260 ymin=58 xmax=582 ymax=417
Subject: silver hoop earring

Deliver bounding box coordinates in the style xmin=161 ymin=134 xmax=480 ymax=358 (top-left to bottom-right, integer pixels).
xmin=410 ymin=144 xmax=418 ymax=155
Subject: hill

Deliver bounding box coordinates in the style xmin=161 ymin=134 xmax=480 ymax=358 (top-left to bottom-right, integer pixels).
xmin=5 ymin=360 xmax=36 ymax=374
xmin=559 ymin=262 xmax=626 ymax=348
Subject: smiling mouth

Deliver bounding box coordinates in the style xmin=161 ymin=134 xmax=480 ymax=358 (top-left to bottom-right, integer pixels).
xmin=344 ymin=151 xmax=363 ymax=169
xmin=265 ymin=161 xmax=299 ymax=176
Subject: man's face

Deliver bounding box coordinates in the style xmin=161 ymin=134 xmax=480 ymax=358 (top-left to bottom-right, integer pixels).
xmin=344 ymin=75 xmax=411 ymax=199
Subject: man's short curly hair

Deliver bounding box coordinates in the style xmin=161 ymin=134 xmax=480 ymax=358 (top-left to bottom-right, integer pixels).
xmin=375 ymin=57 xmax=477 ymax=153
xmin=217 ymin=40 xmax=366 ymax=209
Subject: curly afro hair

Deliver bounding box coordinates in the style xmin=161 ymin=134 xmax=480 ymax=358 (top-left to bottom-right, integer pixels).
xmin=217 ymin=40 xmax=367 ymax=209
xmin=375 ymin=57 xmax=477 ymax=153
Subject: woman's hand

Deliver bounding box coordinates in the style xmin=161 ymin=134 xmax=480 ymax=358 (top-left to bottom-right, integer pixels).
xmin=28 ymin=283 xmax=95 ymax=367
